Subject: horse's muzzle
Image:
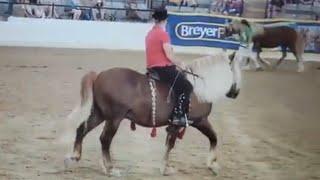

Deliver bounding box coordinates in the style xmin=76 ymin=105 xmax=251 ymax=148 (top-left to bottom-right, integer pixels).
xmin=226 ymin=83 xmax=240 ymax=99
xmin=223 ymin=27 xmax=233 ymax=38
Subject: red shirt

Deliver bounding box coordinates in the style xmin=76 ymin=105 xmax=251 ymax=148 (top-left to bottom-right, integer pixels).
xmin=145 ymin=25 xmax=173 ymax=68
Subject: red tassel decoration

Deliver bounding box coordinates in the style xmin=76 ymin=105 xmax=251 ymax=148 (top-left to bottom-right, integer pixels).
xmin=150 ymin=127 xmax=157 ymax=138
xmin=177 ymin=128 xmax=186 ymax=139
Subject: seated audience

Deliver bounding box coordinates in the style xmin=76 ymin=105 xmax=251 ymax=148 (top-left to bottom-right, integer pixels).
xmin=64 ymin=0 xmax=82 ymax=20
xmin=23 ymin=0 xmax=46 ymax=18
xmin=92 ymin=0 xmax=106 ymax=20
xmin=222 ymin=0 xmax=243 ymax=16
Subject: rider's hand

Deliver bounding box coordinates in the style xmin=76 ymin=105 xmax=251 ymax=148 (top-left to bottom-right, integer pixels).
xmin=176 ymin=61 xmax=186 ymax=71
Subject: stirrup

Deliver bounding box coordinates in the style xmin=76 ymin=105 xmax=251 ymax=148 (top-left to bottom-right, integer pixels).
xmin=171 ymin=114 xmax=189 ymax=127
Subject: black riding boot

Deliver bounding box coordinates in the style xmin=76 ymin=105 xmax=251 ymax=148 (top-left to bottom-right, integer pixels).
xmin=172 ymin=93 xmax=190 ymax=127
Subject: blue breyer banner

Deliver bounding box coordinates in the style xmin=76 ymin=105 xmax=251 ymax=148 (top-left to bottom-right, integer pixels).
xmin=166 ymin=13 xmax=320 ymax=53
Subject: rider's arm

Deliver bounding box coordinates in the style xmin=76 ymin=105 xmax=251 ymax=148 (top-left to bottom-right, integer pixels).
xmin=163 ymin=43 xmax=178 ymax=64
xmin=163 ymin=43 xmax=184 ymax=68
xmin=161 ymin=31 xmax=184 ymax=67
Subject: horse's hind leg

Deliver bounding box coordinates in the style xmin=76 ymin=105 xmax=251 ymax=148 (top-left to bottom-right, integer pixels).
xmin=100 ymin=118 xmax=122 ymax=176
xmin=292 ymin=42 xmax=305 ymax=72
xmin=64 ymin=108 xmax=104 ymax=166
xmin=161 ymin=125 xmax=179 ymax=176
xmin=192 ymin=117 xmax=219 ymax=175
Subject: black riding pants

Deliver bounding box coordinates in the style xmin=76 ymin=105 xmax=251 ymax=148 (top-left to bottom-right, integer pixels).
xmin=151 ymin=65 xmax=193 ymax=113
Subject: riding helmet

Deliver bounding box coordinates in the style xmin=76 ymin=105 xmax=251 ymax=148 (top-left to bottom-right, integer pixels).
xmin=152 ymin=7 xmax=168 ymax=21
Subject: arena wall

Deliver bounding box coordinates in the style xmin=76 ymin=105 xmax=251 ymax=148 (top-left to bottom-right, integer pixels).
xmin=0 ymin=17 xmax=151 ymax=50
xmin=0 ymin=17 xmax=319 ymax=62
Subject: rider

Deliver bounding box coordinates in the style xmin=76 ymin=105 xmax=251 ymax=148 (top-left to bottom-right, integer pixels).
xmin=145 ymin=7 xmax=193 ymax=127
xmin=231 ymin=19 xmax=263 ymax=71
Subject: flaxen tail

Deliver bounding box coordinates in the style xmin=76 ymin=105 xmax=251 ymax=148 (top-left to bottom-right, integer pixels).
xmin=58 ymin=71 xmax=97 ymax=144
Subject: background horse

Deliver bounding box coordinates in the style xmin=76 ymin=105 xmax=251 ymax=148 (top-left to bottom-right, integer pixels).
xmin=62 ymin=52 xmax=241 ymax=176
xmin=225 ymin=21 xmax=306 ymax=72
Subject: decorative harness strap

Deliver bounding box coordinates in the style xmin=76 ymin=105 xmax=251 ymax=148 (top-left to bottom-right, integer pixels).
xmin=149 ymin=78 xmax=157 ymax=137
xmin=148 ymin=68 xmax=201 ymax=138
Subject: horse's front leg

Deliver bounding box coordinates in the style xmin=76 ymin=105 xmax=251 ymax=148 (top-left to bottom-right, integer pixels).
xmin=192 ymin=117 xmax=219 ymax=175
xmin=257 ymin=51 xmax=271 ymax=67
xmin=275 ymin=46 xmax=287 ymax=69
xmin=161 ymin=125 xmax=179 ymax=176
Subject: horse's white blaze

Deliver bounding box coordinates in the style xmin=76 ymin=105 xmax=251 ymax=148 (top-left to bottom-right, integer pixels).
xmin=187 ymin=52 xmax=240 ymax=103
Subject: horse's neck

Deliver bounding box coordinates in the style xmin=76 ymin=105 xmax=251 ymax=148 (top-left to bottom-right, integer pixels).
xmin=185 ymin=54 xmax=233 ymax=104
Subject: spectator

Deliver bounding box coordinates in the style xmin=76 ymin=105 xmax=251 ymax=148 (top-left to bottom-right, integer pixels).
xmin=266 ymin=0 xmax=284 ymax=18
xmin=211 ymin=0 xmax=225 ymax=13
xmin=23 ymin=0 xmax=46 ymax=18
xmin=125 ymin=0 xmax=141 ymax=21
xmin=179 ymin=0 xmax=198 ymax=7
xmin=300 ymin=0 xmax=314 ymax=5
xmin=64 ymin=0 xmax=81 ymax=20
xmin=222 ymin=0 xmax=243 ymax=16
xmin=4 ymin=0 xmax=14 ymax=17
xmin=92 ymin=0 xmax=106 ymax=20
xmin=39 ymin=0 xmax=60 ymax=18
xmin=180 ymin=0 xmax=188 ymax=6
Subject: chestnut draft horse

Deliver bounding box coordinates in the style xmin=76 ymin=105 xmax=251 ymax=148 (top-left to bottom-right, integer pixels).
xmin=225 ymin=21 xmax=306 ymax=72
xmin=63 ymin=52 xmax=241 ymax=176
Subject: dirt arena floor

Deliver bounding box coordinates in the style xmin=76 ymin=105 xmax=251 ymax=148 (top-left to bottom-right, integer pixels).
xmin=0 ymin=47 xmax=319 ymax=180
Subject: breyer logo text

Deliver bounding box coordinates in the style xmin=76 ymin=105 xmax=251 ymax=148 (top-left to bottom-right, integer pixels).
xmin=176 ymin=23 xmax=225 ymax=40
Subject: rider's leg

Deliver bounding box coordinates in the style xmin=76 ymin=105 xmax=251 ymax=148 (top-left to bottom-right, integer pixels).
xmin=151 ymin=66 xmax=190 ymax=126
xmin=175 ymin=75 xmax=193 ymax=114
xmin=169 ymin=73 xmax=193 ymax=126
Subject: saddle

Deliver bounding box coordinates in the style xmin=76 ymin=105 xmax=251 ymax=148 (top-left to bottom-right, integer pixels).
xmin=146 ymin=69 xmax=160 ymax=81
xmin=145 ymin=69 xmax=193 ymax=128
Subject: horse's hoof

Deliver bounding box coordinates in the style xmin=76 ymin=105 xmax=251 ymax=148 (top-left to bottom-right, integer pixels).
xmin=255 ymin=67 xmax=264 ymax=71
xmin=161 ymin=165 xmax=176 ymax=176
xmin=100 ymin=161 xmax=121 ymax=177
xmin=241 ymin=66 xmax=251 ymax=71
xmin=64 ymin=155 xmax=78 ymax=169
xmin=208 ymin=162 xmax=220 ymax=176
xmin=108 ymin=168 xmax=121 ymax=177
xmin=297 ymin=66 xmax=305 ymax=73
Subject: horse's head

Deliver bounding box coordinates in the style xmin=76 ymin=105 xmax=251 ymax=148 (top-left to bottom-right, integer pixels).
xmin=226 ymin=51 xmax=241 ymax=99
xmin=224 ymin=20 xmax=242 ymax=38
xmin=186 ymin=51 xmax=242 ymax=103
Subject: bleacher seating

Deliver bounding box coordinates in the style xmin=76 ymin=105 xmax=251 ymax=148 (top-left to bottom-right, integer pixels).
xmin=284 ymin=3 xmax=319 ymax=20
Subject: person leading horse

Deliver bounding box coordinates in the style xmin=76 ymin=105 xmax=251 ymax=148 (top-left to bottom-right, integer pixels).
xmin=226 ymin=19 xmax=267 ymax=71
xmin=225 ymin=19 xmax=306 ymax=72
